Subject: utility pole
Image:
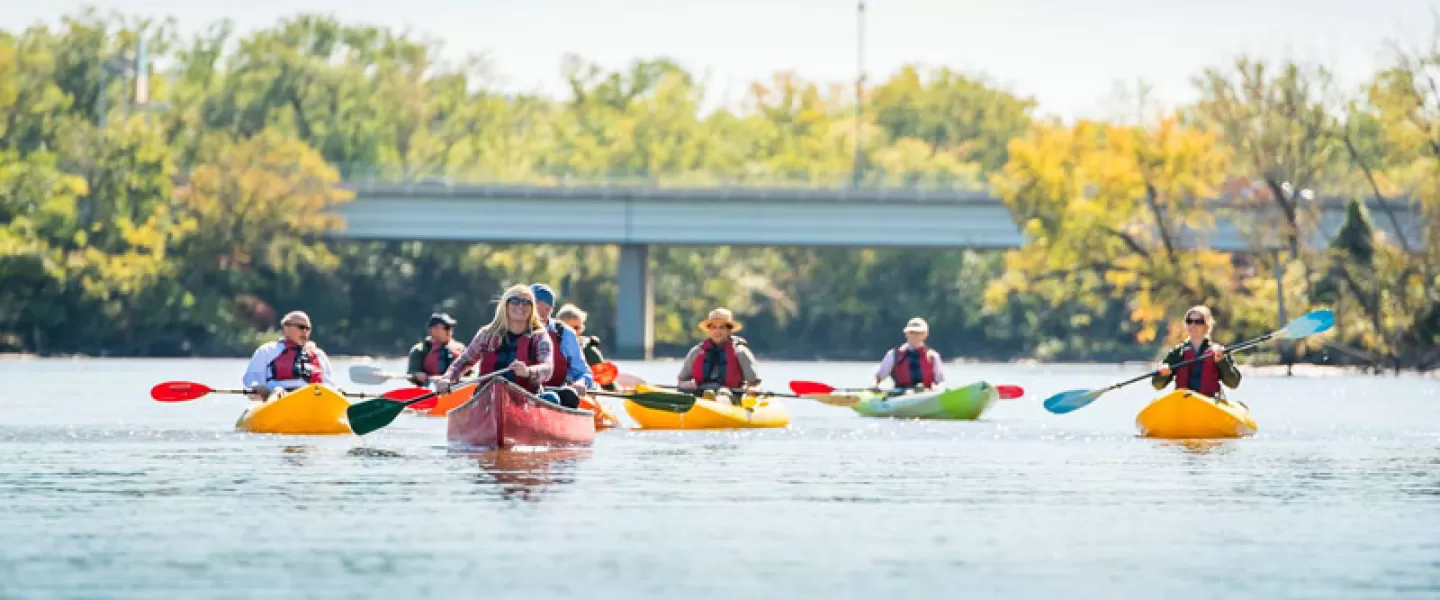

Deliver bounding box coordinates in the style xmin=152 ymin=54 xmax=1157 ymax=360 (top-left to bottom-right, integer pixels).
xmin=852 ymin=1 xmax=866 ymax=189
xmin=1273 ymin=247 xmax=1291 ymax=375
xmin=95 ymin=37 xmax=149 ymax=128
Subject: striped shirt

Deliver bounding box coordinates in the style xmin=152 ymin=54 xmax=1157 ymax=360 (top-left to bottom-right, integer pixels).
xmin=443 ymin=324 xmax=554 ymax=384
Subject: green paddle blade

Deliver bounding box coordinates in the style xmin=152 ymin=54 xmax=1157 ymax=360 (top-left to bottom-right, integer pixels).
xmin=347 ymin=398 xmax=413 ymax=436
xmin=625 ymin=391 xmax=697 ymax=413
xmin=1275 ymin=309 xmax=1335 ymax=339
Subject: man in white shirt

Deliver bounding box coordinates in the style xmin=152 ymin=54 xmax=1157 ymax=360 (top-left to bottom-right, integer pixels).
xmin=874 ymin=317 xmax=946 ymax=391
xmin=242 ymin=311 xmax=336 ymax=399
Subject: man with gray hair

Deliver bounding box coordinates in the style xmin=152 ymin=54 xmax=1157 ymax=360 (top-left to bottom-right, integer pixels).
xmin=242 ymin=310 xmax=337 ymax=399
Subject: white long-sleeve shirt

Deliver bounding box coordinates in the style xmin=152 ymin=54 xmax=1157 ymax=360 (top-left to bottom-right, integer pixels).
xmin=242 ymin=340 xmax=337 ymax=391
xmin=874 ymin=344 xmax=946 ymax=384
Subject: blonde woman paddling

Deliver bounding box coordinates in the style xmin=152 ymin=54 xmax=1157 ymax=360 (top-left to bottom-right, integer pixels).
xmin=437 ymin=285 xmax=556 ymax=401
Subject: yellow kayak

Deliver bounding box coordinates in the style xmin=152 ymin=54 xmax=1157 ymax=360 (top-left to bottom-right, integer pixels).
xmin=1135 ymin=389 xmax=1256 ymax=439
xmin=624 ymin=392 xmax=790 ymax=430
xmin=236 ymin=384 xmax=353 ymax=435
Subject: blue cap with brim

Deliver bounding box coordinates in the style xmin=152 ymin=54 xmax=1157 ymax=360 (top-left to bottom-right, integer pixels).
xmin=531 ymin=284 xmax=556 ymax=307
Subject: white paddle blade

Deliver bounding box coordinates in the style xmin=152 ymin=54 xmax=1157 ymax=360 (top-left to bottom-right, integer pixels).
xmin=1275 ymin=309 xmax=1335 ymax=340
xmin=613 ymin=373 xmax=645 ymax=389
xmin=348 ymin=364 xmax=391 ymax=385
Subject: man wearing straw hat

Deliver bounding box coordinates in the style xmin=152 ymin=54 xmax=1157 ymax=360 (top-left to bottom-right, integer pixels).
xmin=676 ymin=307 xmax=761 ymax=404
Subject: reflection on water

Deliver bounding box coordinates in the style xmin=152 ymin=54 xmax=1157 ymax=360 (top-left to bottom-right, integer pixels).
xmin=1155 ymin=439 xmax=1232 ymax=455
xmin=346 ymin=446 xmax=407 ymax=459
xmin=279 ymin=444 xmax=316 ymax=466
xmin=458 ymin=448 xmax=592 ymax=501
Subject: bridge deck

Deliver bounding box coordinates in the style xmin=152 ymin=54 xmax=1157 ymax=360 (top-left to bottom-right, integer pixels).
xmin=332 ymin=183 xmax=1423 ymax=251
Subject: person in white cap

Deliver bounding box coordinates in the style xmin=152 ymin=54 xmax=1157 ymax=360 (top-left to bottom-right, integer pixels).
xmin=677 ymin=307 xmax=761 ymax=403
xmin=873 ymin=317 xmax=945 ymax=391
xmin=242 ymin=310 xmax=337 ymax=399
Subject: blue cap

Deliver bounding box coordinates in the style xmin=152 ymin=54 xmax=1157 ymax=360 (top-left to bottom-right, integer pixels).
xmin=531 ymin=284 xmax=556 ymax=307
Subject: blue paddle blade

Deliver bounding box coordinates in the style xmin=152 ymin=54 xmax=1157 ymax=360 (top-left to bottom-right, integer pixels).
xmin=1043 ymin=389 xmax=1104 ymax=414
xmin=1276 ymin=309 xmax=1335 ymax=339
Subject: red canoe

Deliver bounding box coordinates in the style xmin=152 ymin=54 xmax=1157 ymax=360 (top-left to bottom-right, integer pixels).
xmin=446 ymin=379 xmax=597 ymax=449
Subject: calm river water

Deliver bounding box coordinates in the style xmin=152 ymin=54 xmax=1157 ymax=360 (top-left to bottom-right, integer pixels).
xmin=1 ymin=357 xmax=1437 ymax=599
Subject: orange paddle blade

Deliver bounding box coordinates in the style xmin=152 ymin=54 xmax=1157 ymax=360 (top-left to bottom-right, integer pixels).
xmin=592 ymin=362 xmax=619 ymax=386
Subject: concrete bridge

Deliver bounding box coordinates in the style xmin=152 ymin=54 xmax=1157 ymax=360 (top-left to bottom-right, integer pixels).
xmin=330 ymin=182 xmax=1424 ymax=358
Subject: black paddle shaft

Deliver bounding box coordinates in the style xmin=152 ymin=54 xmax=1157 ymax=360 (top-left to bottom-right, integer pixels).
xmin=1105 ymin=334 xmax=1274 ymax=393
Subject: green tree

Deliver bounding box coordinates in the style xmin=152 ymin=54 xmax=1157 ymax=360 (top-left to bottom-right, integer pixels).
xmin=869 ymin=65 xmax=1036 ymax=174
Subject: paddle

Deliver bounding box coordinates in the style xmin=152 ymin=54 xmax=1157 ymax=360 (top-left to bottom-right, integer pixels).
xmin=349 ymin=364 xmax=411 ymax=385
xmin=347 ymin=368 xmax=511 ymax=436
xmin=592 ymin=361 xmax=619 ymax=386
xmin=600 ymin=377 xmax=785 ymax=411
xmin=789 ymin=380 xmax=1026 ymax=400
xmin=150 ymin=381 xmax=390 ymax=402
xmin=380 ymin=386 xmax=443 ymax=411
xmin=592 ymin=385 xmax=702 ymax=413
xmin=1042 ymin=308 xmax=1336 ymax=415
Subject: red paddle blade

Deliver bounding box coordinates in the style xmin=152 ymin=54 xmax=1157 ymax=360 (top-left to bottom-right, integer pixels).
xmin=384 ymin=386 xmax=440 ymax=411
xmin=382 ymin=387 xmax=433 ymax=401
xmin=151 ymin=381 xmax=215 ymax=402
xmin=789 ymin=381 xmax=835 ymax=395
xmin=593 ymin=362 xmax=619 ymax=386
xmin=996 ymin=385 xmax=1024 ymax=400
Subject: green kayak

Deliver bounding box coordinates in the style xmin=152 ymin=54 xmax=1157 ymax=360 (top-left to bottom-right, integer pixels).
xmin=852 ymin=381 xmax=998 ymax=420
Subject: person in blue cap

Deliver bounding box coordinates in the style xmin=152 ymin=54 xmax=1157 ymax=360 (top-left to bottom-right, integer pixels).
xmin=406 ymin=312 xmax=469 ymax=386
xmin=531 ymin=283 xmax=595 ymax=408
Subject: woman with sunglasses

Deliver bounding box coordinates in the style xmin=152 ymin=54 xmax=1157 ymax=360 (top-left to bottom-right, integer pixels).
xmin=1151 ymin=305 xmax=1242 ymax=398
xmin=242 ymin=310 xmax=337 ymax=400
xmin=437 ymin=285 xmax=555 ymax=396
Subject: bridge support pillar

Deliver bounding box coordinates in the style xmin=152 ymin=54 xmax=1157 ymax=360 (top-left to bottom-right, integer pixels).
xmin=615 ymin=243 xmax=653 ymax=359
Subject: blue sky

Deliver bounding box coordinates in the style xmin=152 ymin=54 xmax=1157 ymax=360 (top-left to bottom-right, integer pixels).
xmin=3 ymin=0 xmax=1436 ymax=120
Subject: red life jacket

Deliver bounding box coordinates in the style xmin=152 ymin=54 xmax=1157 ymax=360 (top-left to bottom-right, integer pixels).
xmin=890 ymin=345 xmax=935 ymax=388
xmin=542 ymin=322 xmax=571 ymax=387
xmin=691 ymin=337 xmax=745 ymax=388
xmin=1173 ymin=343 xmax=1222 ymax=397
xmin=478 ymin=330 xmax=543 ymax=392
xmin=421 ymin=338 xmax=464 ymax=376
xmin=269 ymin=340 xmax=323 ymax=383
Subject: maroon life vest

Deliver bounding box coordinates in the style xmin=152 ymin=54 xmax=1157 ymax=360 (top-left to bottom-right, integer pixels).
xmin=542 ymin=323 xmax=570 ymax=387
xmin=1173 ymin=343 xmax=1221 ymax=397
xmin=890 ymin=345 xmax=935 ymax=388
xmin=478 ymin=331 xmax=543 ymax=392
xmin=269 ymin=340 xmax=323 ymax=383
xmin=421 ymin=338 xmax=464 ymax=376
xmin=691 ymin=338 xmax=745 ymax=388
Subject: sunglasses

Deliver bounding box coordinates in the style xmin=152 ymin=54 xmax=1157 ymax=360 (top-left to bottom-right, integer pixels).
xmin=1184 ymin=318 xmax=1206 ymax=325
xmin=284 ymin=323 xmax=311 ymax=330
xmin=506 ymin=297 xmax=533 ymax=306
xmin=706 ymin=324 xmax=732 ymax=331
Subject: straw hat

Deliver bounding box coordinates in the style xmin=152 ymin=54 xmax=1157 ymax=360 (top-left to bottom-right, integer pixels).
xmin=698 ymin=307 xmax=743 ymax=333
